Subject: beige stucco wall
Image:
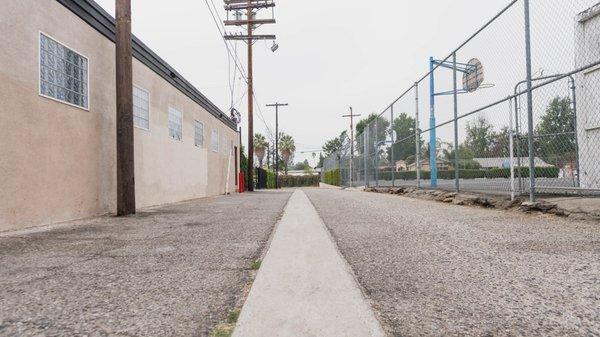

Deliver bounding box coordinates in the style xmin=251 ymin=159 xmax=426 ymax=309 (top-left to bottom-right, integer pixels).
xmin=0 ymin=0 xmax=240 ymax=232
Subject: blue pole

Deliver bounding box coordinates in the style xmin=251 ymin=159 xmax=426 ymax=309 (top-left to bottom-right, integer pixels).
xmin=429 ymin=57 xmax=438 ymax=187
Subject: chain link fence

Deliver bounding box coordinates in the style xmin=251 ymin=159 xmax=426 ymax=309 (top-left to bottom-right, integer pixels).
xmin=322 ymin=0 xmax=600 ymax=200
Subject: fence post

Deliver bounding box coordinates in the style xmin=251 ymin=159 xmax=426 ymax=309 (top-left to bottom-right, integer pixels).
xmin=364 ymin=128 xmax=369 ymax=187
xmin=524 ymin=0 xmax=535 ymax=202
xmin=569 ymin=76 xmax=581 ymax=188
xmin=429 ymin=57 xmax=438 ymax=188
xmin=452 ymin=52 xmax=460 ymax=192
xmin=415 ymin=82 xmax=421 ymax=189
xmin=508 ymin=98 xmax=515 ymax=200
xmin=375 ymin=121 xmax=379 ymax=187
xmin=391 ymin=105 xmax=395 ymax=187
xmin=514 ymin=94 xmax=524 ymax=193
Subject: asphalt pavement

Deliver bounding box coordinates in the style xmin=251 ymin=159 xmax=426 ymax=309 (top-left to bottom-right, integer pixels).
xmin=0 ymin=190 xmax=292 ymax=337
xmin=304 ymin=188 xmax=600 ymax=337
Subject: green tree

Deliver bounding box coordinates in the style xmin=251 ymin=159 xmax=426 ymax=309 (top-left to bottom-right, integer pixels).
xmin=465 ymin=116 xmax=497 ymax=158
xmin=292 ymin=159 xmax=310 ymax=171
xmin=442 ymin=144 xmax=481 ymax=169
xmin=279 ymin=133 xmax=296 ymax=174
xmin=536 ymin=97 xmax=576 ymax=168
xmin=322 ymin=131 xmax=348 ymax=157
xmin=317 ymin=153 xmax=325 ymax=168
xmin=387 ymin=112 xmax=421 ymax=163
xmin=356 ymin=114 xmax=390 ymax=154
xmin=253 ymin=133 xmax=268 ymax=168
xmin=490 ymin=126 xmax=511 ymax=158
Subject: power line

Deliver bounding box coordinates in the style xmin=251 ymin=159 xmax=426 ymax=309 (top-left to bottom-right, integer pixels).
xmin=204 ymin=0 xmax=248 ymax=81
xmin=203 ymin=0 xmax=276 ymax=143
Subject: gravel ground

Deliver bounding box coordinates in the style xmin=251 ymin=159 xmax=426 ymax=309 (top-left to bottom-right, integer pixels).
xmin=0 ymin=190 xmax=292 ymax=337
xmin=304 ymin=188 xmax=600 ymax=337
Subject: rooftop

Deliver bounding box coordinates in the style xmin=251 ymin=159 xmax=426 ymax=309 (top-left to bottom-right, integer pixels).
xmin=57 ymin=0 xmax=237 ymax=131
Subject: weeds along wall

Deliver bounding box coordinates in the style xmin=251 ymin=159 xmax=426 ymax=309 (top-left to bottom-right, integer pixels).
xmin=322 ymin=0 xmax=600 ymax=200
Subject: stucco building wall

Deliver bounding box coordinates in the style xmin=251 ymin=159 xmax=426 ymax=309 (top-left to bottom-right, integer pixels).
xmin=0 ymin=0 xmax=240 ymax=231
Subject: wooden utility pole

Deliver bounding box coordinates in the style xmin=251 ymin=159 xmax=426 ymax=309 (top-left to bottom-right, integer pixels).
xmin=343 ymin=107 xmax=361 ymax=187
xmin=224 ymin=0 xmax=277 ymax=191
xmin=266 ymin=102 xmax=288 ymax=189
xmin=115 ymin=0 xmax=135 ymax=215
xmin=246 ymin=4 xmax=254 ymax=191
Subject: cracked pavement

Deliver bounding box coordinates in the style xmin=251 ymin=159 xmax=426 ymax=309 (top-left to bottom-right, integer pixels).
xmin=0 ymin=190 xmax=292 ymax=337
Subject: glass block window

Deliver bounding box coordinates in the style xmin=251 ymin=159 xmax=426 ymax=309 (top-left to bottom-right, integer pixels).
xmin=211 ymin=129 xmax=219 ymax=152
xmin=194 ymin=121 xmax=204 ymax=147
xmin=168 ymin=107 xmax=183 ymax=141
xmin=39 ymin=33 xmax=89 ymax=109
xmin=133 ymin=86 xmax=149 ymax=129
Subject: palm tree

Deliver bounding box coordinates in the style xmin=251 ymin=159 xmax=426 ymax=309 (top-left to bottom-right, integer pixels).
xmin=279 ymin=133 xmax=296 ymax=174
xmin=254 ymin=133 xmax=268 ymax=168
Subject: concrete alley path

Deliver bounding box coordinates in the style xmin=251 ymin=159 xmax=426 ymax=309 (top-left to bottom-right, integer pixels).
xmin=304 ymin=188 xmax=600 ymax=337
xmin=0 ymin=190 xmax=292 ymax=337
xmin=233 ymin=190 xmax=385 ymax=337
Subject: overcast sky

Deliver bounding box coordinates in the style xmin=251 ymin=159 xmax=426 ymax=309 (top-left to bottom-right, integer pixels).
xmin=93 ymin=0 xmax=587 ymax=165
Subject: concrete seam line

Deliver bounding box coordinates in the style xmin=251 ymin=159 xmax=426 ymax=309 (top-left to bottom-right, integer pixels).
xmin=302 ymin=188 xmax=391 ymax=336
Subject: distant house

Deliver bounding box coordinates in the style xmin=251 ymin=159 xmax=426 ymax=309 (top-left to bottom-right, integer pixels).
xmin=287 ymin=170 xmax=319 ymax=177
xmin=407 ymin=158 xmax=452 ymax=172
xmin=395 ymin=160 xmax=408 ymax=172
xmin=473 ymin=157 xmax=553 ymax=169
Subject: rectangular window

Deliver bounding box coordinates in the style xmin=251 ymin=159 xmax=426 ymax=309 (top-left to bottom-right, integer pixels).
xmin=222 ymin=136 xmax=229 ymax=155
xmin=168 ymin=107 xmax=183 ymax=141
xmin=194 ymin=121 xmax=204 ymax=147
xmin=133 ymin=86 xmax=150 ymax=130
xmin=39 ymin=33 xmax=89 ymax=109
xmin=211 ymin=129 xmax=219 ymax=152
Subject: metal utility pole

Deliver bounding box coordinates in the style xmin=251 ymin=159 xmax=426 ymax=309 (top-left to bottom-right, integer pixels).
xmin=342 ymin=107 xmax=361 ymax=187
xmin=224 ymin=0 xmax=277 ymax=191
xmin=524 ymin=0 xmax=536 ymax=202
xmin=115 ymin=0 xmax=135 ymax=216
xmin=267 ymin=102 xmax=288 ymax=189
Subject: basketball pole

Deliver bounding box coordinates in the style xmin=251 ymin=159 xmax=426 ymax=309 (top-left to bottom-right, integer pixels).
xmin=429 ymin=56 xmax=489 ymax=192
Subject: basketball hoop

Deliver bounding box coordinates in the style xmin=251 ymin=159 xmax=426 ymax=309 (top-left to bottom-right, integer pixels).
xmin=462 ymin=58 xmax=485 ymax=92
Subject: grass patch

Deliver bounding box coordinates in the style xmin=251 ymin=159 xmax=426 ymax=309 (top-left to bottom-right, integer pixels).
xmin=250 ymin=260 xmax=262 ymax=270
xmin=210 ymin=310 xmax=240 ymax=337
xmin=227 ymin=310 xmax=240 ymax=324
xmin=210 ymin=324 xmax=234 ymax=337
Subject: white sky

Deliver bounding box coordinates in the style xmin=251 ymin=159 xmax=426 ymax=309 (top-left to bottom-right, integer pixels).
xmin=93 ymin=0 xmax=591 ymax=165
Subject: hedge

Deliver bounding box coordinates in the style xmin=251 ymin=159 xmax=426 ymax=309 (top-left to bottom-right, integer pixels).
xmin=323 ymin=169 xmax=341 ymax=186
xmin=377 ymin=167 xmax=559 ymax=181
xmin=278 ymin=174 xmax=320 ymax=187
xmin=267 ymin=171 xmax=277 ymax=189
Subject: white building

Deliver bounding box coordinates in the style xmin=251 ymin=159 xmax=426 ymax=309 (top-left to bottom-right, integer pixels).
xmin=575 ymin=3 xmax=600 ymax=189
